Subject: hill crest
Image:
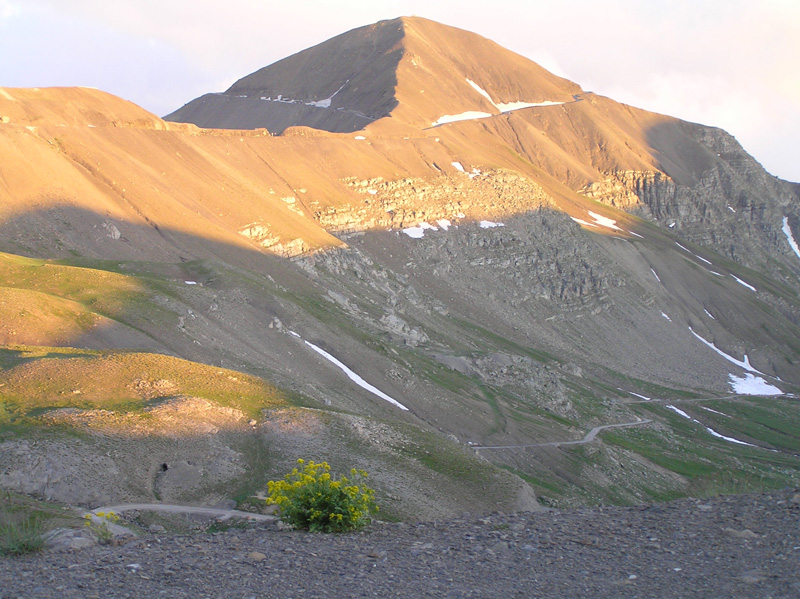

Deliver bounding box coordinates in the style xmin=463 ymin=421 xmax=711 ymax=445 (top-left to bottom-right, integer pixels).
xmin=165 ymin=16 xmax=582 ymax=133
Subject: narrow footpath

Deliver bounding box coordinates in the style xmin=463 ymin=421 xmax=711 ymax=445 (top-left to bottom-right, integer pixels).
xmin=473 ymin=419 xmax=652 ymax=451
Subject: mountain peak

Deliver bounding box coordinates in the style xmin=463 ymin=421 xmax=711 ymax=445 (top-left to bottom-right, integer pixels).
xmin=164 ymin=16 xmax=581 ymax=133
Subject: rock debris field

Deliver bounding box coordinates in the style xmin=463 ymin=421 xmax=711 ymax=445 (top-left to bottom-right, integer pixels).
xmin=2 ymin=489 xmax=799 ymax=599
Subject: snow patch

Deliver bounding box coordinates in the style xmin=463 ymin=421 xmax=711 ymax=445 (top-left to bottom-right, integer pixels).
xmin=354 ymin=135 xmax=366 ymax=140
xmin=695 ymin=255 xmax=712 ymax=265
xmin=629 ymin=392 xmax=651 ymax=401
xmin=402 ymin=222 xmax=438 ymax=239
xmin=629 ymin=231 xmax=644 ymax=239
xmin=731 ymin=274 xmax=756 ymax=292
xmin=782 ymin=216 xmax=800 ymax=259
xmin=479 ymin=220 xmax=504 ymax=229
xmin=289 ymin=331 xmax=408 ymax=410
xmin=666 ymin=405 xmax=692 ymax=419
xmin=305 ymin=82 xmax=347 ymax=109
xmin=675 ymin=242 xmax=689 ymax=252
xmin=651 ymin=269 xmax=661 ymax=282
xmin=402 ymin=227 xmax=426 ymax=239
xmin=661 ymin=312 xmax=671 ymax=321
xmin=496 ymin=100 xmax=565 ymax=111
xmin=667 ymin=388 xmax=775 ymax=446
xmin=704 ymin=309 xmax=715 ymax=320
xmin=728 ymin=373 xmax=782 ymax=396
xmin=436 ymin=219 xmax=452 ymax=231
xmin=728 ymin=206 xmax=736 ymax=213
xmin=586 ymin=211 xmax=621 ymax=230
xmin=571 ymin=217 xmax=598 ymax=228
xmin=451 ymin=161 xmax=466 ymax=173
xmin=466 ymin=78 xmax=495 ymax=104
xmin=432 ymin=79 xmax=567 ymax=126
xmin=466 ymin=78 xmax=565 ymax=112
xmin=689 ymin=328 xmax=762 ymax=374
xmin=704 ymin=426 xmax=756 ymax=446
xmin=431 ymin=111 xmax=493 ymax=127
xmin=701 ymin=406 xmax=729 ymax=417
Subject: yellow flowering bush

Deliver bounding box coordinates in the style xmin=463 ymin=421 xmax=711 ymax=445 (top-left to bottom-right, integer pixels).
xmin=266 ymin=459 xmax=377 ymax=533
xmin=84 ymin=511 xmax=119 ymax=544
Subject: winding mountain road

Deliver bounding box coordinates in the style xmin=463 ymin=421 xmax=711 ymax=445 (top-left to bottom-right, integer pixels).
xmin=473 ymin=419 xmax=652 ymax=451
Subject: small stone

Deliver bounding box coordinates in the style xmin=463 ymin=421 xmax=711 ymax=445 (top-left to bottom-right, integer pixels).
xmin=148 ymin=524 xmax=166 ymax=533
xmin=43 ymin=528 xmax=96 ymax=552
xmin=723 ymin=528 xmax=760 ymax=540
xmin=740 ymin=570 xmax=769 ymax=584
xmin=247 ymin=551 xmax=267 ymax=562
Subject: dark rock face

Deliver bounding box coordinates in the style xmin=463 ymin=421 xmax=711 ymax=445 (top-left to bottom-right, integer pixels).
xmin=582 ymin=122 xmax=800 ymax=289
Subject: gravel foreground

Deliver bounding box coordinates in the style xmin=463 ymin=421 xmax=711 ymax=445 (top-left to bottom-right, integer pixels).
xmin=2 ymin=489 xmax=798 ymax=599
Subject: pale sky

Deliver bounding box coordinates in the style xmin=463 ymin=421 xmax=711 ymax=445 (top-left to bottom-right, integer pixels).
xmin=1 ymin=0 xmax=798 ymax=182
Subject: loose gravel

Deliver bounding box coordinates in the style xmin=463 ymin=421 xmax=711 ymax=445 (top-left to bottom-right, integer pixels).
xmin=2 ymin=489 xmax=798 ymax=598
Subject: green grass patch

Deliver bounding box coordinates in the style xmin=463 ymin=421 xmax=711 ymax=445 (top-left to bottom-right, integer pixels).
xmin=596 ymin=366 xmax=704 ymax=400
xmin=0 ymin=512 xmax=45 ymax=556
xmin=0 ymin=491 xmax=82 ymax=555
xmin=698 ymin=399 xmax=800 ymax=451
xmin=0 ymin=347 xmax=291 ymax=429
xmin=602 ymin=403 xmax=800 ymax=495
xmin=498 ymin=465 xmax=567 ymax=495
xmin=445 ymin=315 xmax=556 ymax=362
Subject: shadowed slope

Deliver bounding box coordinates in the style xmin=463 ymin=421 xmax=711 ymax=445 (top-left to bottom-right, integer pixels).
xmin=165 ymin=18 xmax=405 ymax=133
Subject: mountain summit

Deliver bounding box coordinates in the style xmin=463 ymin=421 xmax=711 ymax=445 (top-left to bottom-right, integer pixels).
xmin=165 ymin=16 xmax=581 ymax=133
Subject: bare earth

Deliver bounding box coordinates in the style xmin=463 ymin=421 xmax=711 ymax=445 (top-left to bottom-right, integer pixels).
xmin=2 ymin=488 xmax=798 ymax=598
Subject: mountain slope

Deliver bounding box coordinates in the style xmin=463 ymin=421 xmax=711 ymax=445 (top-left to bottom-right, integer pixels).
xmin=165 ymin=17 xmax=800 ymax=285
xmin=2 ymin=18 xmax=800 ymax=515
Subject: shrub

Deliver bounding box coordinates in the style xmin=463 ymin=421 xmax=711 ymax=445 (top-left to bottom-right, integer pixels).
xmin=84 ymin=511 xmax=119 ymax=544
xmin=266 ymin=459 xmax=377 ymax=533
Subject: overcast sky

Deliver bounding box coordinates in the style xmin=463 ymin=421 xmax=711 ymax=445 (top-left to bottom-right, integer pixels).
xmin=2 ymin=0 xmax=798 ymax=182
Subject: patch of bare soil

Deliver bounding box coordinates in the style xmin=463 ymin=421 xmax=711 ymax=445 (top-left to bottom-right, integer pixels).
xmin=41 ymin=396 xmax=250 ymax=437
